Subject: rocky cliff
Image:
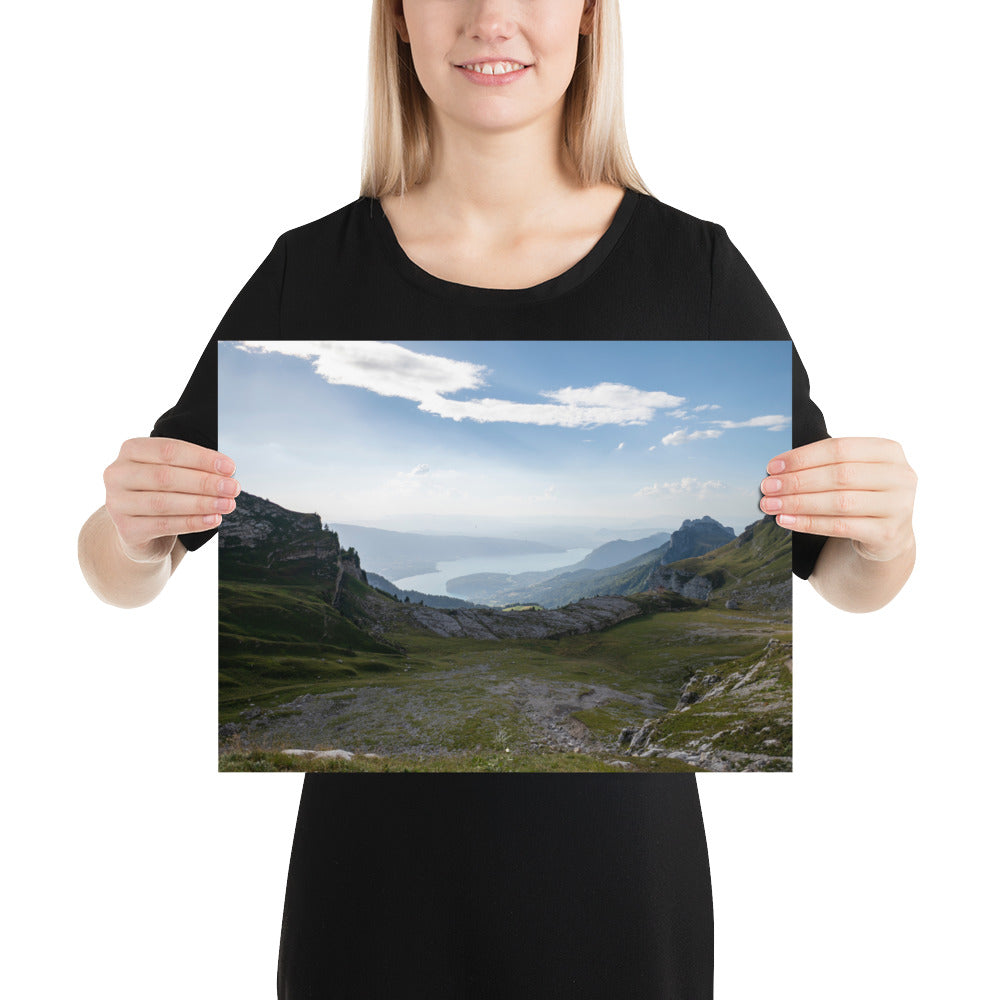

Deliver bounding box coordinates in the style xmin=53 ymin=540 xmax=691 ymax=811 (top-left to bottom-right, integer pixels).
xmin=655 ymin=516 xmax=736 ymax=564
xmin=220 ymin=492 xmax=366 ymax=585
xmin=220 ymin=492 xmax=323 ymax=550
xmin=646 ymin=517 xmax=792 ymax=614
xmin=348 ymin=589 xmax=692 ymax=641
xmin=652 ymin=568 xmax=715 ymax=600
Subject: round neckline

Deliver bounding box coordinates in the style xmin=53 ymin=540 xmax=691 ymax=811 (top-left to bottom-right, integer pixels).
xmin=368 ymin=187 xmax=639 ymax=306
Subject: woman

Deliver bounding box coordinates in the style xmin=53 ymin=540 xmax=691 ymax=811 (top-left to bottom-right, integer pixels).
xmin=79 ymin=1 xmax=917 ymax=995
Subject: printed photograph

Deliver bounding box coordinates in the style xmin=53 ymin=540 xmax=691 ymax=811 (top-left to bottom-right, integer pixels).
xmin=218 ymin=339 xmax=793 ymax=773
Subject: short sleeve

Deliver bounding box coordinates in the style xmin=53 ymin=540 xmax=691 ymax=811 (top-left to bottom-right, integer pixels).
xmin=150 ymin=232 xmax=287 ymax=552
xmin=709 ymin=223 xmax=831 ymax=580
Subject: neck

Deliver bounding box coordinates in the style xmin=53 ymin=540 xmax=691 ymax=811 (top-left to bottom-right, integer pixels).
xmin=411 ymin=106 xmax=584 ymax=233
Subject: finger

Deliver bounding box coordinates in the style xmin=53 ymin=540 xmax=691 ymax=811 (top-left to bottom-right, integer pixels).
xmin=114 ymin=491 xmax=238 ymax=518
xmin=760 ymin=489 xmax=895 ymax=519
xmin=120 ymin=437 xmax=236 ymax=476
xmin=112 ymin=461 xmax=241 ymax=499
xmin=772 ymin=512 xmax=910 ymax=560
xmin=766 ymin=437 xmax=905 ymax=475
xmin=772 ymin=512 xmax=886 ymax=544
xmin=761 ymin=461 xmax=912 ymax=497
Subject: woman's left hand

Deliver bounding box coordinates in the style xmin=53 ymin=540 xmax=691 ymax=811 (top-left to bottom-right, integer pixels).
xmin=760 ymin=437 xmax=917 ymax=562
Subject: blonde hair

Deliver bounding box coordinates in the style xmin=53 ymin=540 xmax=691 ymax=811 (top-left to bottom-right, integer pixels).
xmin=360 ymin=0 xmax=651 ymax=199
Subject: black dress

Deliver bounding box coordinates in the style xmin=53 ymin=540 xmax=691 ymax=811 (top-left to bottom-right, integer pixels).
xmin=152 ymin=187 xmax=830 ymax=998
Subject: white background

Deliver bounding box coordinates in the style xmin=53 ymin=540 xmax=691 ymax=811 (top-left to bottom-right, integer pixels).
xmin=4 ymin=2 xmax=996 ymax=997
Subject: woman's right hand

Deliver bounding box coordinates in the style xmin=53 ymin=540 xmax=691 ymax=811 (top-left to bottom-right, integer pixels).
xmin=103 ymin=437 xmax=240 ymax=563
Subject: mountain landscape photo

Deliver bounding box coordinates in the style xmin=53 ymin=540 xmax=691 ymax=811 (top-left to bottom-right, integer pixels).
xmin=217 ymin=339 xmax=794 ymax=773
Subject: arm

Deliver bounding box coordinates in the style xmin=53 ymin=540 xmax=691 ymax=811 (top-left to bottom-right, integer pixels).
xmin=78 ymin=437 xmax=240 ymax=609
xmin=79 ymin=232 xmax=284 ymax=606
xmin=78 ymin=506 xmax=188 ymax=609
xmin=761 ymin=436 xmax=918 ymax=613
xmin=808 ymin=534 xmax=915 ymax=613
xmin=707 ymin=225 xmax=916 ymax=606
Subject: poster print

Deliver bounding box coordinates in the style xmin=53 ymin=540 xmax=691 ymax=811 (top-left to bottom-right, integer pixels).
xmin=218 ymin=339 xmax=793 ymax=773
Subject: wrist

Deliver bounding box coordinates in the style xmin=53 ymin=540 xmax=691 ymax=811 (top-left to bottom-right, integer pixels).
xmin=850 ymin=526 xmax=916 ymax=564
xmin=115 ymin=530 xmax=176 ymax=566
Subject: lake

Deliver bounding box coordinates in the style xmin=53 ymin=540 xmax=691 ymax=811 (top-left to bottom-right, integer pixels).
xmin=394 ymin=547 xmax=593 ymax=600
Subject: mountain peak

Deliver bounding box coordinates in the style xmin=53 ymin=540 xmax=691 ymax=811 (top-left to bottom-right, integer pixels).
xmin=680 ymin=515 xmax=719 ymax=528
xmin=678 ymin=515 xmax=735 ymax=536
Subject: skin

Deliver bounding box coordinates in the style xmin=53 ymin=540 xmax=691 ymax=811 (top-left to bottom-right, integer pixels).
xmin=381 ymin=0 xmax=622 ymax=287
xmin=79 ymin=0 xmax=917 ymax=613
xmin=78 ymin=438 xmax=240 ymax=608
xmin=760 ymin=437 xmax=917 ymax=612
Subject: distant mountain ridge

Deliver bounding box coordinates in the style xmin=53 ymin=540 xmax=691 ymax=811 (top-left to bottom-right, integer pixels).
xmin=573 ymin=532 xmax=672 ymax=571
xmin=449 ymin=516 xmax=737 ymax=608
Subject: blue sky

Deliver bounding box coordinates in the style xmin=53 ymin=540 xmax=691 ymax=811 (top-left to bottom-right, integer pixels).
xmin=218 ymin=340 xmax=791 ymax=537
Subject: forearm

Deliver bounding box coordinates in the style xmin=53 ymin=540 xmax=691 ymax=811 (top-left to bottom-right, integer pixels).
xmin=78 ymin=506 xmax=186 ymax=609
xmin=808 ymin=533 xmax=916 ymax=613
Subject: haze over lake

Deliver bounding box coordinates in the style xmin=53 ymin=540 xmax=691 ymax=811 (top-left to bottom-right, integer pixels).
xmin=395 ymin=547 xmax=593 ymax=599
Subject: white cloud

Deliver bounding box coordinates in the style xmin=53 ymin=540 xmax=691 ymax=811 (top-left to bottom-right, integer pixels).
xmin=660 ymin=428 xmax=724 ymax=446
xmin=237 ymin=343 xmax=687 ymax=429
xmin=409 ymin=464 xmax=430 ymax=476
xmin=616 ymin=442 xmax=625 ymax=450
xmin=694 ymin=403 xmax=721 ymax=412
xmin=710 ymin=414 xmax=790 ymax=431
xmin=635 ymin=478 xmax=725 ymax=499
xmin=238 ymin=340 xmax=486 ymax=401
xmin=543 ymin=382 xmax=684 ymax=412
xmin=648 ymin=445 xmax=656 ymax=451
xmin=417 ymin=393 xmax=669 ymax=428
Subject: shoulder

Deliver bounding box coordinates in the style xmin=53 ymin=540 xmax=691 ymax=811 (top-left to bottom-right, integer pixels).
xmin=612 ymin=190 xmax=725 ymax=295
xmin=266 ymin=196 xmax=380 ymax=288
xmin=282 ymin=196 xmax=370 ymax=238
xmin=275 ymin=196 xmax=373 ymax=253
xmin=632 ymin=190 xmax=722 ymax=244
xmin=624 ymin=190 xmax=730 ymax=276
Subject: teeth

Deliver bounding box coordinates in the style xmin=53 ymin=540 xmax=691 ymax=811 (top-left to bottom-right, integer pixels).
xmin=462 ymin=61 xmax=525 ymax=75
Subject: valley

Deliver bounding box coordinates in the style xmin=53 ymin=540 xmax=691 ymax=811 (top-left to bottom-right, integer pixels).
xmin=218 ymin=493 xmax=794 ymax=773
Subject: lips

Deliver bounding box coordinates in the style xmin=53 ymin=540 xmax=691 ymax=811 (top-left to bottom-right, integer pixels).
xmin=454 ymin=62 xmax=532 ymax=86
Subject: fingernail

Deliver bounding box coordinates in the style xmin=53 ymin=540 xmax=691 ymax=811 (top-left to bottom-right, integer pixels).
xmin=203 ymin=513 xmax=221 ymax=526
xmin=767 ymin=459 xmax=785 ymax=474
xmin=218 ymin=478 xmax=239 ymax=496
xmin=777 ymin=514 xmax=796 ymax=526
xmin=761 ymin=478 xmax=782 ymax=493
xmin=216 ymin=457 xmax=236 ymax=476
xmin=761 ymin=497 xmax=782 ymax=512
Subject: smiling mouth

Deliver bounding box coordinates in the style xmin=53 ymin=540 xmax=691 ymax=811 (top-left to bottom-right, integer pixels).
xmin=456 ymin=61 xmax=531 ymax=76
